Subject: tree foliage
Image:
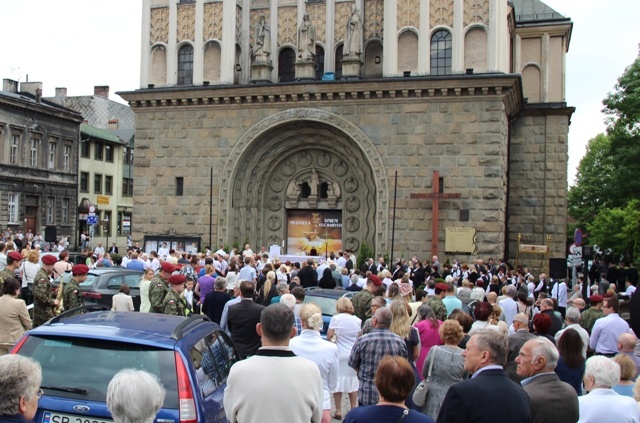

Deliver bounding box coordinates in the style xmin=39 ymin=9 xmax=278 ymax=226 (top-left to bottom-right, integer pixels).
xmin=587 ymin=200 xmax=640 ymax=261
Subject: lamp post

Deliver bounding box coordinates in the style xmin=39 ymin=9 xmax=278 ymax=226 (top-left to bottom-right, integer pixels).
xmin=103 ymin=216 xmax=110 ymax=251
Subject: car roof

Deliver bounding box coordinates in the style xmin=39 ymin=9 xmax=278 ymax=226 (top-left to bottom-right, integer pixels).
xmin=29 ymin=311 xmax=209 ymax=347
xmin=87 ymin=268 xmax=143 ymax=274
xmin=304 ymin=288 xmax=349 ymax=298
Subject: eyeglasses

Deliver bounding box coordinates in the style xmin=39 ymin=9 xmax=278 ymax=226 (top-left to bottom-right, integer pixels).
xmin=36 ymin=389 xmax=43 ymax=399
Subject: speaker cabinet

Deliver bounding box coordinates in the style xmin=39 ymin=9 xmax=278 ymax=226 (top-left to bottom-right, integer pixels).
xmin=44 ymin=226 xmax=57 ymax=243
xmin=549 ymin=258 xmax=568 ymax=280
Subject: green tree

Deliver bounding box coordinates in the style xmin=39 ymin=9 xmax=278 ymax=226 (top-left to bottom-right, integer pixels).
xmin=587 ymin=200 xmax=640 ymax=261
xmin=567 ymin=133 xmax=615 ymax=225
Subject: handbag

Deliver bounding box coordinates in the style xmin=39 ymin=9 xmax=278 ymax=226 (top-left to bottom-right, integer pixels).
xmin=412 ymin=346 xmax=437 ymax=406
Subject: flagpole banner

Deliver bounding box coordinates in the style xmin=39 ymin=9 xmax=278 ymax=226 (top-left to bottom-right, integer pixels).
xmin=287 ymin=210 xmax=342 ymax=256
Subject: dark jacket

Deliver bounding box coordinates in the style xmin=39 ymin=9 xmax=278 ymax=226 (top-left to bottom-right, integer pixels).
xmin=297 ymin=265 xmax=318 ymax=288
xmin=227 ymin=299 xmax=265 ymax=359
xmin=522 ymin=373 xmax=579 ymax=423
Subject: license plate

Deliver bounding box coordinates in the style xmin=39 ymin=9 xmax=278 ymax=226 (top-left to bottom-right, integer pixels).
xmin=43 ymin=411 xmax=113 ymax=423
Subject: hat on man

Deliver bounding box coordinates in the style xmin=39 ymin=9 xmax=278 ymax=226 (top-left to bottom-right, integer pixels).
xmin=368 ymin=274 xmax=382 ymax=287
xmin=41 ymin=255 xmax=57 ymax=266
xmin=160 ymin=262 xmax=176 ymax=273
xmin=168 ymin=274 xmax=186 ymax=285
xmin=435 ymin=283 xmax=449 ymax=292
xmin=589 ymin=294 xmax=604 ymax=304
xmin=8 ymin=251 xmax=23 ymax=262
xmin=72 ymin=264 xmax=89 ymax=276
xmin=399 ymin=283 xmax=413 ymax=297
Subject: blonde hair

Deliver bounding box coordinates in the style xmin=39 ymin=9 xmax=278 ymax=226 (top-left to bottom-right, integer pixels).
xmin=205 ymin=264 xmax=215 ymax=275
xmin=299 ymin=303 xmax=324 ymax=331
xmin=263 ymin=271 xmax=276 ymax=298
xmin=336 ymin=297 xmax=354 ymax=314
xmin=28 ymin=249 xmax=39 ymax=263
xmin=389 ymin=301 xmax=411 ymax=340
xmin=489 ymin=304 xmax=502 ymax=326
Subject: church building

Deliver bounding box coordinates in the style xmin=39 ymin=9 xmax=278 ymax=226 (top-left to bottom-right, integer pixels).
xmin=119 ymin=0 xmax=573 ymax=269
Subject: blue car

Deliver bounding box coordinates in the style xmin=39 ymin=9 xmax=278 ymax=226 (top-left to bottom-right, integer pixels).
xmin=11 ymin=306 xmax=239 ymax=423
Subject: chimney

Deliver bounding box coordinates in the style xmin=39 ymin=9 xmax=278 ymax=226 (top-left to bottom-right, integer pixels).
xmin=108 ymin=119 xmax=119 ymax=130
xmin=55 ymin=87 xmax=67 ymax=97
xmin=20 ymin=81 xmax=43 ymax=97
xmin=35 ymin=88 xmax=42 ymax=103
xmin=2 ymin=79 xmax=18 ymax=93
xmin=94 ymin=85 xmax=109 ymax=98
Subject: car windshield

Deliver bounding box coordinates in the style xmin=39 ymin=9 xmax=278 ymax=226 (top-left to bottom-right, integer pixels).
xmin=79 ymin=274 xmax=98 ymax=288
xmin=303 ymin=295 xmax=338 ymax=316
xmin=18 ymin=335 xmax=179 ymax=408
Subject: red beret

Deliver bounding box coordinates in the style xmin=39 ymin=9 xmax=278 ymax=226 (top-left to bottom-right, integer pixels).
xmin=160 ymin=262 xmax=176 ymax=273
xmin=41 ymin=255 xmax=57 ymax=265
xmin=589 ymin=295 xmax=603 ymax=304
xmin=168 ymin=274 xmax=186 ymax=285
xmin=7 ymin=251 xmax=23 ymax=261
xmin=368 ymin=274 xmax=382 ymax=287
xmin=72 ymin=264 xmax=89 ymax=276
xmin=435 ymin=283 xmax=449 ymax=292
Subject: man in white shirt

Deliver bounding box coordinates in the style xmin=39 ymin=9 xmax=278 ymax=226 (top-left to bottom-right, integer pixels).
xmin=238 ymin=256 xmax=256 ymax=282
xmin=157 ymin=242 xmax=170 ymax=258
xmin=499 ymin=285 xmax=519 ymax=326
xmin=93 ymin=242 xmax=105 ymax=256
xmin=555 ymin=306 xmax=590 ymax=358
xmin=590 ymin=296 xmax=631 ymax=356
xmin=215 ymin=244 xmax=227 ymax=257
xmin=242 ymin=244 xmax=254 ymax=258
xmin=551 ymin=278 xmax=568 ymax=318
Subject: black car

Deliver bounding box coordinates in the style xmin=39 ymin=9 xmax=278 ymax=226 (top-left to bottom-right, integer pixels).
xmin=56 ymin=268 xmax=144 ymax=311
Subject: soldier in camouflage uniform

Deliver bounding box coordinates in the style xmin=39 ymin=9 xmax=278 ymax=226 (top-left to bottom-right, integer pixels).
xmin=351 ymin=274 xmax=383 ymax=324
xmin=149 ymin=262 xmax=176 ymax=313
xmin=163 ymin=274 xmax=186 ymax=316
xmin=63 ymin=264 xmax=89 ymax=312
xmin=426 ymin=282 xmax=449 ymax=321
xmin=0 ymin=251 xmax=23 ymax=295
xmin=580 ymin=294 xmax=604 ymax=334
xmin=32 ymin=254 xmax=59 ymax=327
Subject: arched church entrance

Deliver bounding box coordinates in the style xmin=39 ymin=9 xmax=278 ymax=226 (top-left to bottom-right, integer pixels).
xmin=220 ymin=110 xmax=388 ymax=257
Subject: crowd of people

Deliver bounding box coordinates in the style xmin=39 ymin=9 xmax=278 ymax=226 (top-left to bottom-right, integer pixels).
xmin=2 ymin=240 xmax=640 ymax=423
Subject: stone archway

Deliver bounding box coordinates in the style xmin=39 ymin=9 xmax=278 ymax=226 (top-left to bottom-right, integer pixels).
xmin=219 ymin=109 xmax=388 ymax=255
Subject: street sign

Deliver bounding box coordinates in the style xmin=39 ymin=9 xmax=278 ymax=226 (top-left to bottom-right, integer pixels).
xmin=574 ymin=228 xmax=583 ymax=246
xmin=89 ymin=205 xmax=96 ymax=214
xmin=87 ymin=215 xmax=98 ymax=225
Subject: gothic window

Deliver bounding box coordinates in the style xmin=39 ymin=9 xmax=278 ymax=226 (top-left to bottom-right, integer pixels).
xmin=430 ymin=30 xmax=452 ymax=75
xmin=278 ymin=48 xmax=296 ymax=82
xmin=315 ymin=46 xmax=325 ymax=80
xmin=178 ymin=44 xmax=194 ymax=85
xmin=335 ymin=45 xmax=344 ymax=79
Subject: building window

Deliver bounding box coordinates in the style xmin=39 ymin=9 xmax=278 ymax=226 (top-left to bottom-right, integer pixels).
xmin=30 ymin=138 xmax=39 ymax=167
xmin=48 ymin=141 xmax=57 ymax=169
xmin=120 ymin=212 xmax=132 ymax=235
xmin=94 ymin=142 xmax=103 ymax=160
xmin=10 ymin=133 xmax=20 ymax=165
xmin=105 ymin=175 xmax=113 ymax=195
xmin=94 ymin=174 xmax=102 ymax=193
xmin=178 ymin=44 xmax=194 ymax=85
xmin=63 ymin=145 xmax=71 ymax=172
xmin=80 ymin=172 xmax=89 ymax=192
xmin=123 ymin=178 xmax=133 ymax=197
xmin=315 ymin=46 xmax=325 ymax=80
xmin=81 ymin=141 xmax=90 ymax=158
xmin=176 ymin=177 xmax=184 ymax=196
xmin=278 ymin=48 xmax=296 ymax=82
xmin=335 ymin=44 xmax=344 ymax=79
xmin=105 ymin=144 xmax=113 ymax=162
xmin=8 ymin=193 xmax=18 ymax=223
xmin=62 ymin=198 xmax=69 ymax=225
xmin=46 ymin=197 xmax=55 ymax=224
xmin=430 ymin=30 xmax=452 ymax=75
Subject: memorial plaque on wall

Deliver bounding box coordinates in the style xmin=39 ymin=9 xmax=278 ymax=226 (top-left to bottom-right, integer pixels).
xmin=445 ymin=227 xmax=477 ymax=254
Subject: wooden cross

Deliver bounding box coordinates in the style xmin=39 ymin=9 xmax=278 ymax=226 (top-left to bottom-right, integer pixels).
xmin=410 ymin=170 xmax=461 ymax=258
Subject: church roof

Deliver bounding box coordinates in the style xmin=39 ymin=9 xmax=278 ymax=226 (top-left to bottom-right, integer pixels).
xmin=511 ymin=0 xmax=569 ymax=23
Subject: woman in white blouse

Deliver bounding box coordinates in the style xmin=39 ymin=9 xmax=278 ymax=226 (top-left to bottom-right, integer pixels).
xmin=326 ymin=297 xmax=362 ymax=420
xmin=112 ymin=284 xmax=134 ymax=311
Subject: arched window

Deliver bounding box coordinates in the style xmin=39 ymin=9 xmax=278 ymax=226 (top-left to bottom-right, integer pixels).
xmin=315 ymin=46 xmax=325 ymax=80
xmin=430 ymin=30 xmax=452 ymax=75
xmin=177 ymin=44 xmax=194 ymax=85
xmin=335 ymin=45 xmax=344 ymax=79
xmin=279 ymin=48 xmax=296 ymax=82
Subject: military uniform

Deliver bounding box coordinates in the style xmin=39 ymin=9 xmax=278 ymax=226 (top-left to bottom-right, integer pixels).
xmin=148 ymin=275 xmax=169 ymax=313
xmin=33 ymin=270 xmax=56 ymax=327
xmin=63 ymin=277 xmax=84 ymax=311
xmin=162 ymin=290 xmax=186 ymax=316
xmin=0 ymin=266 xmax=16 ymax=295
xmin=352 ymin=289 xmax=375 ymax=324
xmin=426 ymin=295 xmax=447 ymax=321
xmin=580 ymin=307 xmax=603 ymax=334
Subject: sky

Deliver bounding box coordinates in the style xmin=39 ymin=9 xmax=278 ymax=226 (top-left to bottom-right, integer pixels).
xmin=1 ymin=0 xmax=639 ymax=185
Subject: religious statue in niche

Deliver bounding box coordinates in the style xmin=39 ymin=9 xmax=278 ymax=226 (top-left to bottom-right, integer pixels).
xmin=308 ymin=169 xmax=319 ymax=197
xmin=327 ymin=181 xmax=341 ymax=199
xmin=344 ymin=5 xmax=363 ymax=58
xmin=297 ymin=13 xmax=316 ymax=62
xmin=252 ymin=14 xmax=271 ymax=64
xmin=286 ymin=179 xmax=300 ymax=199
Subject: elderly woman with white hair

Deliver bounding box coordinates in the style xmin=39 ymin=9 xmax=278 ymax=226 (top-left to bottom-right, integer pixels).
xmin=0 ymin=354 xmax=42 ymax=422
xmin=578 ymin=356 xmax=640 ymax=423
xmin=290 ymin=303 xmax=339 ymax=423
xmin=107 ymin=368 xmax=166 ymax=423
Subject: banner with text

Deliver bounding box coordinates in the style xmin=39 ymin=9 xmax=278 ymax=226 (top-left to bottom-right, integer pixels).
xmin=287 ymin=210 xmax=342 ymax=256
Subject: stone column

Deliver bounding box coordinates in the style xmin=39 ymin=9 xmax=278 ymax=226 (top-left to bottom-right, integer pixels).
xmin=325 ymin=0 xmax=336 ymax=73
xmin=383 ymin=0 xmax=398 ymax=76
xmin=418 ymin=0 xmax=429 ymax=74
xmin=452 ymin=0 xmax=464 ymax=73
xmin=193 ymin=0 xmax=204 ymax=85
xmin=168 ymin=1 xmax=178 ymax=85
xmin=270 ymin=0 xmax=278 ymax=82
xmin=140 ymin=0 xmax=151 ymax=88
xmin=220 ymin=0 xmax=237 ymax=84
xmin=488 ymin=0 xmax=508 ymax=72
xmin=542 ymin=32 xmax=549 ymax=102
